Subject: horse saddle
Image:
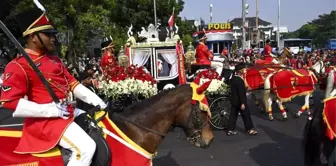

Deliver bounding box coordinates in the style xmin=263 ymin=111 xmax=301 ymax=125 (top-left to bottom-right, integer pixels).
xmin=61 ymin=114 xmax=112 ymax=166
xmin=0 ymin=108 xmax=111 ymax=166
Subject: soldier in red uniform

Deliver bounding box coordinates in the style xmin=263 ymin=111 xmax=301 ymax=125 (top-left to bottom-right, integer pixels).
xmin=263 ymin=39 xmax=274 ymax=62
xmin=290 ymin=56 xmax=298 ymax=69
xmin=195 ymin=33 xmax=223 ymax=75
xmin=100 ymin=36 xmax=116 ymax=73
xmin=0 ymin=7 xmax=106 ymax=166
xmin=221 ymin=47 xmax=229 ymax=57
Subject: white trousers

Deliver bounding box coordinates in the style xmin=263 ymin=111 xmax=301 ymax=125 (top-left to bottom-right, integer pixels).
xmin=59 ymin=122 xmax=96 ymax=166
xmin=210 ymin=61 xmax=223 ymax=75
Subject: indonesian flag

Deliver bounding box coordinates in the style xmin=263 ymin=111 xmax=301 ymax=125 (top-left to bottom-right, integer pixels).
xmin=168 ymin=9 xmax=174 ymax=30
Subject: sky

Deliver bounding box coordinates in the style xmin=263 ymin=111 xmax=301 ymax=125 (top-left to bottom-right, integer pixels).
xmin=179 ymin=0 xmax=336 ymax=31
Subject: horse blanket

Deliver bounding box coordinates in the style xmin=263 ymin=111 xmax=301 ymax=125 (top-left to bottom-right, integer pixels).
xmin=0 ymin=129 xmax=64 ymax=166
xmin=255 ymin=59 xmax=273 ymax=65
xmin=245 ymin=67 xmax=276 ymax=90
xmin=0 ymin=112 xmax=154 ymax=166
xmin=101 ymin=112 xmax=153 ymax=166
xmin=270 ymin=69 xmax=317 ymax=102
xmin=323 ymin=96 xmax=336 ymax=140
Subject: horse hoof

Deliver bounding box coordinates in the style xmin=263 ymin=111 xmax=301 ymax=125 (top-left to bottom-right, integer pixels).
xmin=282 ymin=117 xmax=288 ymax=121
xmin=308 ymin=116 xmax=313 ymax=121
xmin=293 ymin=114 xmax=300 ymax=118
xmin=268 ymin=115 xmax=274 ymax=121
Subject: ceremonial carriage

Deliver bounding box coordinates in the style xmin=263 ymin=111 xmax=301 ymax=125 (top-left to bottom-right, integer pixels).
xmin=119 ymin=24 xmax=233 ymax=129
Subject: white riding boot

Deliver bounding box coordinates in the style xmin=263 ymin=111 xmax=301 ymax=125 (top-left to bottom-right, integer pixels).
xmin=216 ymin=67 xmax=223 ymax=76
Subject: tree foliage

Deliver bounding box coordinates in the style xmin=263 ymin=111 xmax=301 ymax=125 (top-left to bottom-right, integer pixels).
xmin=0 ymin=0 xmax=189 ymax=63
xmin=284 ymin=10 xmax=336 ymax=47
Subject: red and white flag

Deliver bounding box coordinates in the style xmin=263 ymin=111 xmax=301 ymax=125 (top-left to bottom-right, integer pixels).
xmin=168 ymin=8 xmax=175 ymax=30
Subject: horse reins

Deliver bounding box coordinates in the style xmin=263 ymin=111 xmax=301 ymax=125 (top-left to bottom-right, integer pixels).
xmin=108 ymin=102 xmax=208 ymax=140
xmin=113 ymin=114 xmax=167 ymax=137
xmin=184 ymin=103 xmax=207 ymax=144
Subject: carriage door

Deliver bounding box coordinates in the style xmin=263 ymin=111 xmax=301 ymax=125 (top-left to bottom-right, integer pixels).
xmin=130 ymin=48 xmax=153 ymax=75
xmin=154 ymin=48 xmax=178 ymax=81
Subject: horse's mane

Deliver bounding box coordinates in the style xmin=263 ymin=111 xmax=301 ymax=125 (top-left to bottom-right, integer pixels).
xmin=120 ymin=84 xmax=191 ymax=117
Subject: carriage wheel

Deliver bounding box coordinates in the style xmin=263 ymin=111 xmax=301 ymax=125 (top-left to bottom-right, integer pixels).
xmin=209 ymin=96 xmax=231 ymax=130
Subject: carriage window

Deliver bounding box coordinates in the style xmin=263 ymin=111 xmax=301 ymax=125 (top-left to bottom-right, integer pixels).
xmin=131 ymin=48 xmax=152 ymax=73
xmin=156 ymin=49 xmax=178 ymax=78
xmin=219 ymin=42 xmax=224 ymax=53
xmin=212 ymin=43 xmax=219 ymax=54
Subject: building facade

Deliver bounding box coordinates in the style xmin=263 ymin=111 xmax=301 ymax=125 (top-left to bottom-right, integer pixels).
xmin=229 ymin=17 xmax=288 ymax=48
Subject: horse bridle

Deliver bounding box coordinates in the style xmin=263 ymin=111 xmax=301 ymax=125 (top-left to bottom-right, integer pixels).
xmin=105 ymin=102 xmax=208 ymax=142
xmin=184 ymin=103 xmax=208 ymax=145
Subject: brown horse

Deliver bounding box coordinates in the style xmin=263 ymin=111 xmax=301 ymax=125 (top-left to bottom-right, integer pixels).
xmin=0 ymin=85 xmax=214 ymax=166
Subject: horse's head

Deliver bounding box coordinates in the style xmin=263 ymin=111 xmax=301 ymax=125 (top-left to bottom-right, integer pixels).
xmin=172 ymin=85 xmax=214 ymax=148
xmin=280 ymin=48 xmax=293 ymax=60
xmin=309 ymin=60 xmax=328 ymax=87
xmin=123 ymin=85 xmax=214 ymax=153
xmin=310 ymin=60 xmax=325 ymax=75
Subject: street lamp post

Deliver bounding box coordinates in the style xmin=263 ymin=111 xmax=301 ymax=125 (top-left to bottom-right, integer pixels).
xmin=154 ymin=0 xmax=157 ymax=27
xmin=242 ymin=0 xmax=247 ymax=49
xmin=277 ymin=0 xmax=280 ymax=48
xmin=256 ymin=0 xmax=259 ymax=48
xmin=210 ymin=4 xmax=213 ymax=23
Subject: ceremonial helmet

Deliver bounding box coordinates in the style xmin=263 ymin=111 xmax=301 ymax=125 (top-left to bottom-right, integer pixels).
xmin=198 ymin=32 xmax=207 ymax=41
xmin=101 ymin=36 xmax=114 ymax=50
xmin=14 ymin=1 xmax=57 ymax=37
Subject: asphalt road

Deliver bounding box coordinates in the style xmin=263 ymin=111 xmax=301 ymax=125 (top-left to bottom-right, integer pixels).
xmin=152 ymin=91 xmax=322 ymax=166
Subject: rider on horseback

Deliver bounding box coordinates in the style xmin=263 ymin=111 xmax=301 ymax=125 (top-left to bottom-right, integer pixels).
xmin=263 ymin=39 xmax=279 ymax=64
xmin=0 ymin=6 xmax=107 ymax=166
xmin=100 ymin=36 xmax=117 ymax=73
xmin=195 ymin=33 xmax=223 ymax=75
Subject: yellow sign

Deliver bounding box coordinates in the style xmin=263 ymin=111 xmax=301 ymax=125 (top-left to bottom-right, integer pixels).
xmin=208 ymin=23 xmax=232 ymax=30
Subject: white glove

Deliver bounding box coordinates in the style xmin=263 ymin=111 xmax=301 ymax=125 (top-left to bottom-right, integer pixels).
xmin=13 ymin=99 xmax=71 ymax=119
xmin=73 ymin=84 xmax=107 ymax=109
xmin=98 ymin=102 xmax=107 ymax=109
xmin=55 ymin=103 xmax=71 ymax=119
xmin=73 ymin=108 xmax=86 ymax=117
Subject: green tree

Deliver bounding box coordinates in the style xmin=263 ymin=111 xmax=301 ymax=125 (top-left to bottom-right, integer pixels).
xmin=0 ymin=0 xmax=186 ymax=63
xmin=111 ymin=0 xmax=184 ymax=32
xmin=285 ymin=10 xmax=336 ymax=47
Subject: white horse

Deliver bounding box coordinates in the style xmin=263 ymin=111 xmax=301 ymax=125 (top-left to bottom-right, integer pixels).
xmin=308 ymin=60 xmax=336 ymax=99
xmin=259 ymin=60 xmax=325 ymax=121
xmin=311 ymin=60 xmax=336 ymax=99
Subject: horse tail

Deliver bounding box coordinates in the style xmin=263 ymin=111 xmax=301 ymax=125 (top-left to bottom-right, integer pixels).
xmin=303 ymin=102 xmax=325 ymax=166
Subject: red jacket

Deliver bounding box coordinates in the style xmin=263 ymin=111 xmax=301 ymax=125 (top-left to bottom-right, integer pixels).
xmin=291 ymin=58 xmax=297 ymax=69
xmin=263 ymin=44 xmax=273 ymax=62
xmin=222 ymin=48 xmax=228 ymax=56
xmin=0 ymin=48 xmax=76 ymax=153
xmin=196 ymin=43 xmax=213 ymax=65
xmin=101 ymin=52 xmax=116 ymax=72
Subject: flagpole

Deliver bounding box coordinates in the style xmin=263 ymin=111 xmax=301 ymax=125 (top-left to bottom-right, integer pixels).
xmin=154 ymin=0 xmax=157 ymax=27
